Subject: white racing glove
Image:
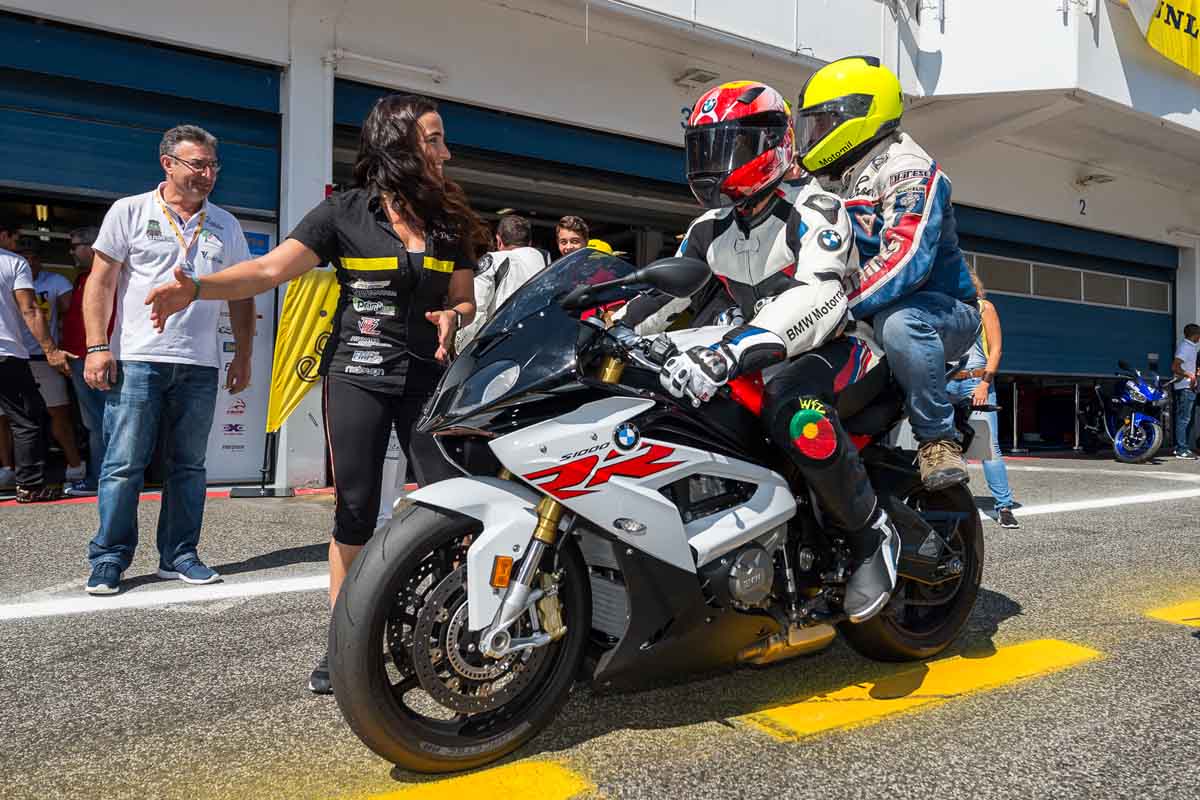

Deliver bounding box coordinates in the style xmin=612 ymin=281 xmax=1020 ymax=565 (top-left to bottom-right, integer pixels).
xmin=660 ymin=345 xmax=734 ymax=405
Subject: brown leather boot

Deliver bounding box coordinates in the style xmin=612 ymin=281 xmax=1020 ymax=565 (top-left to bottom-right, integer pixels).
xmin=918 ymin=439 xmax=968 ymax=491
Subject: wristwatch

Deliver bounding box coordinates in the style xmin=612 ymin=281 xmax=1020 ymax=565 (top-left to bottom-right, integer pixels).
xmin=451 ymin=308 xmax=463 ymax=331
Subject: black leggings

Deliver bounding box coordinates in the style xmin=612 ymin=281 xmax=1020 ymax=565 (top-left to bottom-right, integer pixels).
xmin=324 ymin=377 xmax=457 ymax=546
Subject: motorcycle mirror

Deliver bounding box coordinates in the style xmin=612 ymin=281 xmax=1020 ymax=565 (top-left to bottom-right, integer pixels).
xmin=559 ymin=256 xmax=712 ymax=311
xmin=629 ymin=257 xmax=712 ymax=299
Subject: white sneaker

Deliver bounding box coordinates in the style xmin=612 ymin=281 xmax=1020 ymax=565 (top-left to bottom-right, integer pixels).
xmin=0 ymin=467 xmax=15 ymax=488
xmin=65 ymin=462 xmax=86 ymax=482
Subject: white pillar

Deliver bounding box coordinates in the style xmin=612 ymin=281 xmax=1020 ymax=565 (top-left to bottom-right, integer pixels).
xmin=1175 ymin=244 xmax=1199 ymax=338
xmin=273 ymin=4 xmax=336 ymax=489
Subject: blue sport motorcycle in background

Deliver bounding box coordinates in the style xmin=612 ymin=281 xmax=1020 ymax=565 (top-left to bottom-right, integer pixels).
xmin=1078 ymin=360 xmax=1171 ymax=463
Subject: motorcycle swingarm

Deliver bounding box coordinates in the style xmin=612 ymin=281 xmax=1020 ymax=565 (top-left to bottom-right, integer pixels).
xmin=887 ymin=499 xmax=968 ymax=586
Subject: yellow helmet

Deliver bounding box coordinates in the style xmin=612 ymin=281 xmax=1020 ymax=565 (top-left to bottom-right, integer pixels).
xmin=796 ymin=56 xmax=903 ymax=174
xmin=587 ymin=238 xmax=613 ymax=255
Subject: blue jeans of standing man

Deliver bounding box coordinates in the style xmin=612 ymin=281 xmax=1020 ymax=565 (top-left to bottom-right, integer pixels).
xmin=873 ymin=291 xmax=982 ymax=442
xmin=946 ymin=377 xmax=1015 ymax=509
xmin=88 ymin=361 xmax=218 ymax=572
xmin=1173 ymin=387 xmax=1196 ymax=453
xmin=69 ymin=358 xmax=107 ymax=491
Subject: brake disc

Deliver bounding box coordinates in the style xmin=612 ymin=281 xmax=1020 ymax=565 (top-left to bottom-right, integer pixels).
xmin=411 ymin=566 xmax=549 ymax=714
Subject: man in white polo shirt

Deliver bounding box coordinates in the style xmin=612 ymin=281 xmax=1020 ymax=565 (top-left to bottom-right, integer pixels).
xmin=81 ymin=125 xmax=256 ymax=595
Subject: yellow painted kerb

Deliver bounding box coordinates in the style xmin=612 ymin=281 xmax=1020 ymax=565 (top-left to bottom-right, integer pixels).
xmin=1146 ymin=600 xmax=1200 ymax=628
xmin=357 ymin=761 xmax=592 ymax=800
xmin=741 ymin=639 xmax=1101 ymax=742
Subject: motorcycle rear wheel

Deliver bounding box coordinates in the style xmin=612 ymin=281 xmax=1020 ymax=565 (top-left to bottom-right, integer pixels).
xmin=839 ymin=483 xmax=984 ymax=662
xmin=330 ymin=504 xmax=590 ymax=774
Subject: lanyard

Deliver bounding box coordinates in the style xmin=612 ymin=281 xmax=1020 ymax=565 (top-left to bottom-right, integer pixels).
xmin=155 ymin=191 xmax=206 ymax=270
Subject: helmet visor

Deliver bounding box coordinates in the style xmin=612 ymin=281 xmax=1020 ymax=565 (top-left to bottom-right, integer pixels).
xmin=795 ymin=94 xmax=874 ymax=155
xmin=685 ymin=122 xmax=787 ymax=180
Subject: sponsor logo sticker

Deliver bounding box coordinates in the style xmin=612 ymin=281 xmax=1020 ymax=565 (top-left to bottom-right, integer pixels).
xmin=352 ymin=350 xmax=383 ymax=365
xmin=349 ymin=279 xmax=391 ymax=290
xmin=348 ymin=336 xmax=390 ymax=348
xmin=344 ymin=365 xmax=385 ymax=377
xmin=358 ymin=317 xmax=381 ymax=336
xmin=818 ymin=229 xmax=844 ymax=251
xmin=352 ymin=298 xmax=396 ymax=316
xmin=223 ymin=423 xmax=245 ymax=436
xmin=222 ymin=341 xmax=237 ymax=353
xmin=226 ymin=398 xmax=246 ymax=415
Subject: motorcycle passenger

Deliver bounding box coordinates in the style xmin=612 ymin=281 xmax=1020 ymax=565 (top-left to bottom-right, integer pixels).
xmin=621 ymin=81 xmax=901 ymax=623
xmin=795 ymin=56 xmax=980 ymax=490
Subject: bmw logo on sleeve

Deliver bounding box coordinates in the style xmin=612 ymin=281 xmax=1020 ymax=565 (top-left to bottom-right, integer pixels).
xmin=818 ymin=229 xmax=844 ymax=251
xmin=614 ymin=422 xmax=641 ymax=451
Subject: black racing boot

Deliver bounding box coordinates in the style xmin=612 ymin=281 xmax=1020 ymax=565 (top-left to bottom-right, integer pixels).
xmin=844 ymin=508 xmax=901 ymax=623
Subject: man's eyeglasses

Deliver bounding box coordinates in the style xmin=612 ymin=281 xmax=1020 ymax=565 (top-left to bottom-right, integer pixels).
xmin=167 ymin=154 xmax=222 ymax=174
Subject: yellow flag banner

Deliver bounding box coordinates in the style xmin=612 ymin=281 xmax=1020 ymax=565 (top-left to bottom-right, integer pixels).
xmin=266 ymin=269 xmax=341 ymax=433
xmin=1124 ymin=0 xmax=1200 ymax=77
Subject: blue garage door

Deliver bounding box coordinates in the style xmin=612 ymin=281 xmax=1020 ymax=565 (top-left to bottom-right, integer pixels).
xmin=956 ymin=207 xmax=1177 ymax=377
xmin=0 ymin=14 xmax=280 ymax=215
xmin=334 ymin=78 xmax=685 ymax=185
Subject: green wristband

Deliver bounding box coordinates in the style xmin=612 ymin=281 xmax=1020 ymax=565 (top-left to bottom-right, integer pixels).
xmin=191 ymin=275 xmax=201 ymax=302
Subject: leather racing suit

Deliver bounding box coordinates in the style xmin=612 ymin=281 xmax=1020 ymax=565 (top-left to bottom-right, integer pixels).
xmin=619 ymin=178 xmax=887 ymax=540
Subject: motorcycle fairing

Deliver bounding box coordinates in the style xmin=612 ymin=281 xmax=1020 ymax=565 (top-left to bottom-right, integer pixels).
xmin=406 ymin=477 xmax=544 ymax=631
xmin=489 ymin=396 xmax=798 ymax=573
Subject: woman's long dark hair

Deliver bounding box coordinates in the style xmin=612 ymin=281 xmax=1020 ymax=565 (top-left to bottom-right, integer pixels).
xmin=353 ymin=94 xmax=489 ymax=260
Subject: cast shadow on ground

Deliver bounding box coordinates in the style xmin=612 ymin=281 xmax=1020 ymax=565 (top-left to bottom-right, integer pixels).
xmin=386 ymin=587 xmax=1023 ymax=783
xmin=115 ymin=544 xmax=328 ymax=591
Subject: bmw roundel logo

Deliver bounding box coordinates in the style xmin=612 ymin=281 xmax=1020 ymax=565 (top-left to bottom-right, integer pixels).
xmin=701 ymin=97 xmax=717 ymax=113
xmin=818 ymin=229 xmax=844 ymax=251
xmin=614 ymin=422 xmax=641 ymax=451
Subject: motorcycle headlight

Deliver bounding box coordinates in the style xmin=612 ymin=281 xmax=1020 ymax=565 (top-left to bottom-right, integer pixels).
xmin=1126 ymin=381 xmax=1147 ymax=403
xmin=453 ymin=360 xmax=520 ymax=415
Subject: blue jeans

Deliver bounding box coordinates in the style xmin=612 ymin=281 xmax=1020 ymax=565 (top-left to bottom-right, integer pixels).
xmin=1174 ymin=387 xmax=1196 ymax=452
xmin=69 ymin=358 xmax=107 ymax=490
xmin=88 ymin=361 xmax=218 ymax=571
xmin=946 ymin=378 xmax=1014 ymax=509
xmin=873 ymin=292 xmax=981 ymax=442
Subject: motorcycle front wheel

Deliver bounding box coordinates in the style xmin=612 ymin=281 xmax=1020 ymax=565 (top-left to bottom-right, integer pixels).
xmin=1113 ymin=420 xmax=1163 ymax=463
xmin=330 ymin=504 xmax=590 ymax=774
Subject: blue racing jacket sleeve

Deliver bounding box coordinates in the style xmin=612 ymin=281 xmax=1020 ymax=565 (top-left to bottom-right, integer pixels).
xmin=844 ymin=152 xmax=954 ymax=319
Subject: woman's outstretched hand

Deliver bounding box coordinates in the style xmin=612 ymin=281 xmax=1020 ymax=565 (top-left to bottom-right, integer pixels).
xmin=145 ymin=267 xmax=195 ymax=333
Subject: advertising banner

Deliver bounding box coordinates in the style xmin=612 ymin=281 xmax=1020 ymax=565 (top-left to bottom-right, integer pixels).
xmin=1124 ymin=0 xmax=1200 ymax=78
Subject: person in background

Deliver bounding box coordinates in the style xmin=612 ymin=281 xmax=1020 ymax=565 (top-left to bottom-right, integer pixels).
xmin=456 ymin=214 xmax=548 ymax=349
xmin=144 ymin=95 xmax=483 ymax=695
xmin=0 ymin=218 xmax=71 ymax=502
xmin=0 ymin=417 xmax=14 ymax=488
xmin=946 ymin=272 xmax=1019 ymax=529
xmin=796 ymin=56 xmax=980 ymax=491
xmin=1170 ymin=323 xmax=1200 ymax=459
xmin=18 ymin=246 xmax=85 ymax=483
xmin=555 ymin=215 xmax=588 ymax=258
xmin=61 ymin=226 xmax=110 ymax=496
xmin=81 ymin=124 xmax=255 ymax=595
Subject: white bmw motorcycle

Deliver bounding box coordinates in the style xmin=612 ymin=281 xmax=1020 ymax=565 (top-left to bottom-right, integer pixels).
xmin=330 ymin=249 xmax=986 ymax=773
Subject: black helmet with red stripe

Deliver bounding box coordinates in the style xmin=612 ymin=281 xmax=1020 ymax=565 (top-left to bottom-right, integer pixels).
xmin=684 ymin=81 xmax=795 ymax=211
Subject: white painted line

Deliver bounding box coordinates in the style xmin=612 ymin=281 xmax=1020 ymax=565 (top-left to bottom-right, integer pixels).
xmin=990 ymin=487 xmax=1200 ymax=519
xmin=0 ymin=573 xmax=326 ymax=622
xmin=998 ymin=465 xmax=1200 ymax=483
xmin=5 ymin=488 xmax=1200 ymax=622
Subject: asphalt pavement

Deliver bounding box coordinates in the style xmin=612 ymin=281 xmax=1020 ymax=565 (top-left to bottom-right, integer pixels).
xmin=1 ymin=455 xmax=1198 ymax=800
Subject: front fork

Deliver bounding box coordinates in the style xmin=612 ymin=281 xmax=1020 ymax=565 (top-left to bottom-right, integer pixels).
xmin=478 ymin=496 xmax=566 ymax=658
xmin=478 ymin=355 xmax=623 ymax=658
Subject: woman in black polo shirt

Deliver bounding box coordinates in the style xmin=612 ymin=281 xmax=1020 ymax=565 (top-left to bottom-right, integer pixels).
xmin=146 ymin=94 xmax=487 ymax=693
